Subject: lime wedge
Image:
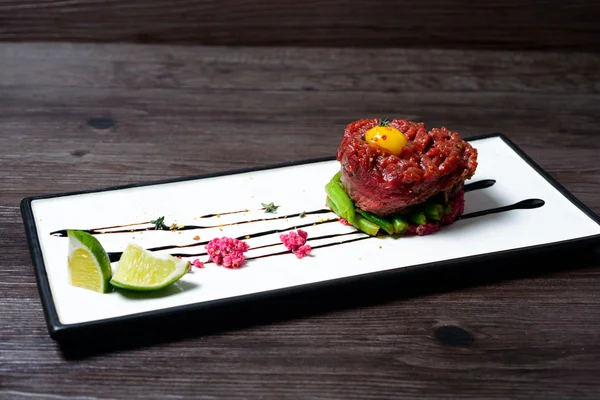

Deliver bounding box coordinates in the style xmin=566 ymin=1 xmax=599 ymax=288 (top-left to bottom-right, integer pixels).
xmin=67 ymin=230 xmax=112 ymax=293
xmin=110 ymin=244 xmax=189 ymax=291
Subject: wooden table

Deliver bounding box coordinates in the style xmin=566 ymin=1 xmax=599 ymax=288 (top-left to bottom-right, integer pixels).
xmin=1 ymin=43 xmax=599 ymax=399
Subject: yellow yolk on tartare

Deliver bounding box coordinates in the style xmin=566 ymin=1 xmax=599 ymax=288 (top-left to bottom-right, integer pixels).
xmin=364 ymin=125 xmax=407 ymax=156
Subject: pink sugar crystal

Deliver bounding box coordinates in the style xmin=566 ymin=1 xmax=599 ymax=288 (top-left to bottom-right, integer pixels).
xmin=205 ymin=237 xmax=250 ymax=269
xmin=191 ymin=258 xmax=205 ymax=269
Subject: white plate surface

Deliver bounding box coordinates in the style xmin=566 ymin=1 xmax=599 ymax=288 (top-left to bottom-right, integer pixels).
xmin=28 ymin=136 xmax=600 ymax=325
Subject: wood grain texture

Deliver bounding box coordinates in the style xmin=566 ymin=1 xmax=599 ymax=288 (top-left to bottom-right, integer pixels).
xmin=0 ymin=0 xmax=600 ymax=50
xmin=1 ymin=43 xmax=600 ymax=399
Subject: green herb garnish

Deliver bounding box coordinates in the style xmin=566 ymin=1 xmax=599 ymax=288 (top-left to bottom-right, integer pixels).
xmin=261 ymin=202 xmax=279 ymax=213
xmin=379 ymin=118 xmax=390 ymax=127
xmin=150 ymin=216 xmax=166 ymax=230
xmin=299 ymin=211 xmax=306 ymax=218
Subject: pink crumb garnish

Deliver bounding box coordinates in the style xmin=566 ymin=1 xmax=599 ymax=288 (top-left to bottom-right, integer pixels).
xmin=205 ymin=237 xmax=250 ymax=269
xmin=280 ymin=229 xmax=307 ymax=251
xmin=280 ymin=229 xmax=312 ymax=259
xmin=191 ymin=258 xmax=205 ymax=269
xmin=339 ymin=218 xmax=349 ymax=226
xmin=294 ymin=244 xmax=312 ymax=259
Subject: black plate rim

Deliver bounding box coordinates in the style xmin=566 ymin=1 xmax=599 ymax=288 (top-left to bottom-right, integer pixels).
xmin=20 ymin=133 xmax=600 ymax=341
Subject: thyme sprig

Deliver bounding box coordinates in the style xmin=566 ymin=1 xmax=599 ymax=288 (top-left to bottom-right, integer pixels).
xmin=261 ymin=202 xmax=280 ymax=213
xmin=150 ymin=216 xmax=167 ymax=230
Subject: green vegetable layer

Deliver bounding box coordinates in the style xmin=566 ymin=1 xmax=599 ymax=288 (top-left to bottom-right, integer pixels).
xmin=325 ymin=171 xmax=453 ymax=237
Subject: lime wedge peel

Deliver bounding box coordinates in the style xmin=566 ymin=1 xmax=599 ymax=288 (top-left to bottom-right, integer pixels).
xmin=110 ymin=244 xmax=190 ymax=291
xmin=67 ymin=230 xmax=113 ymax=293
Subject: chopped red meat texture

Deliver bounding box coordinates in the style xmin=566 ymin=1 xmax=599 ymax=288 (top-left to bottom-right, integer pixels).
xmin=337 ymin=118 xmax=477 ymax=216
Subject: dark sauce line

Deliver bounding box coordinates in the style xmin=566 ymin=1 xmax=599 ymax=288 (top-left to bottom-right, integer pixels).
xmin=147 ymin=240 xmax=210 ymax=252
xmin=244 ymin=198 xmax=545 ymax=263
xmin=52 ymin=180 xmax=495 ymax=238
xmin=108 ymin=253 xmax=124 ymax=263
xmin=198 ymin=234 xmax=371 ymax=265
xmin=181 ymin=208 xmax=331 ymax=229
xmin=54 ymin=208 xmax=261 ymax=236
xmin=463 ymin=179 xmax=496 ymax=192
xmin=143 ymin=215 xmax=341 ymax=253
xmin=191 ymin=206 xmax=290 ymax=219
xmin=202 ymin=197 xmax=544 ymax=263
xmin=52 ymin=225 xmax=208 ymax=237
xmin=247 ymin=236 xmax=371 ymax=261
xmin=94 ymin=221 xmax=150 ymax=230
xmin=169 ymin=231 xmax=364 ymax=259
xmin=235 ymin=218 xmax=339 ymax=241
xmin=460 ymin=199 xmax=545 ymax=220
xmin=106 ymin=218 xmax=347 ymax=262
xmin=50 ymin=208 xmax=332 ymax=237
xmin=55 ymin=177 xmax=538 ymax=263
xmin=145 ymin=218 xmax=340 ymax=254
xmin=198 ymin=208 xmax=253 ymax=219
xmin=102 ymin=197 xmax=545 ymax=264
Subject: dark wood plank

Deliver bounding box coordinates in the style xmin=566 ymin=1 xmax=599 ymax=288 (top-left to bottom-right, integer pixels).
xmin=0 ymin=43 xmax=599 ymax=400
xmin=0 ymin=1 xmax=600 ymax=50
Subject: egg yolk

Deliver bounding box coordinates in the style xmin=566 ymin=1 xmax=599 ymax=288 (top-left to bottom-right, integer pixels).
xmin=364 ymin=125 xmax=407 ymax=156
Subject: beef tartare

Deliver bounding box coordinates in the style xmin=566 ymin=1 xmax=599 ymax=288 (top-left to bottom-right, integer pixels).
xmin=325 ymin=118 xmax=477 ymax=236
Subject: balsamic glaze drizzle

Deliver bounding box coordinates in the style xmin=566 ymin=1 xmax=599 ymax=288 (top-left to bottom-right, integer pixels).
xmin=50 ymin=208 xmax=331 ymax=237
xmin=168 ymin=231 xmax=365 ymax=260
xmin=463 ymin=179 xmax=496 ymax=192
xmin=53 ymin=177 xmax=546 ymax=264
xmin=460 ymin=199 xmax=545 ymax=220
xmin=246 ymin=235 xmax=371 ymax=262
xmin=107 ymin=219 xmax=345 ymax=262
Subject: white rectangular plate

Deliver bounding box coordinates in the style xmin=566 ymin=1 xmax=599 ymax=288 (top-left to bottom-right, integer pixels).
xmin=21 ymin=134 xmax=600 ymax=340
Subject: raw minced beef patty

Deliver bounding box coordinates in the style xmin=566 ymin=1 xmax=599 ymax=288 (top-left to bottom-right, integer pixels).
xmin=337 ymin=119 xmax=478 ymax=216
